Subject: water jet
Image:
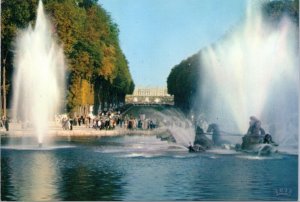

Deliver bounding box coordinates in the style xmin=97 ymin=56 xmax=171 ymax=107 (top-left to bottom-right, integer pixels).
xmin=197 ymin=1 xmax=298 ymax=150
xmin=12 ymin=0 xmax=65 ymax=145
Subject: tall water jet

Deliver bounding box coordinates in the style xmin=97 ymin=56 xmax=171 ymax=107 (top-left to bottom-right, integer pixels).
xmin=12 ymin=0 xmax=65 ymax=145
xmin=197 ymin=1 xmax=298 ymax=149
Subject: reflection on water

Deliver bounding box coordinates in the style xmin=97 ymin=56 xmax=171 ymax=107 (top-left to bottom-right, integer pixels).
xmin=1 ymin=136 xmax=298 ymax=201
xmin=59 ymin=167 xmax=125 ymax=200
xmin=55 ymin=149 xmax=126 ymax=201
xmin=1 ymin=157 xmax=15 ymax=200
xmin=23 ymin=153 xmax=57 ymax=200
xmin=1 ymin=151 xmax=58 ymax=201
xmin=1 ymin=147 xmax=126 ymax=201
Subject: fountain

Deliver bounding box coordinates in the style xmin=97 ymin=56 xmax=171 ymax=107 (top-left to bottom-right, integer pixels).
xmin=12 ymin=0 xmax=65 ymax=146
xmin=154 ymin=108 xmax=195 ymax=148
xmin=197 ymin=1 xmax=298 ymax=151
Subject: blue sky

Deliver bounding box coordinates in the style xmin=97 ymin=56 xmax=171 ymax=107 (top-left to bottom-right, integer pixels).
xmin=99 ymin=0 xmax=247 ymax=87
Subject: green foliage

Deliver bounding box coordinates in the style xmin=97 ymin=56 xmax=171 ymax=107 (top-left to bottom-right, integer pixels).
xmin=262 ymin=0 xmax=299 ymax=25
xmin=1 ymin=0 xmax=39 ymax=109
xmin=1 ymin=0 xmax=135 ymax=114
xmin=1 ymin=0 xmax=37 ymax=67
xmin=167 ymin=53 xmax=200 ymax=113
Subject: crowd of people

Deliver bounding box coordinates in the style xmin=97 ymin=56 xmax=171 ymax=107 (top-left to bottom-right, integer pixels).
xmin=1 ymin=108 xmax=276 ymax=149
xmin=60 ymin=111 xmax=159 ymax=131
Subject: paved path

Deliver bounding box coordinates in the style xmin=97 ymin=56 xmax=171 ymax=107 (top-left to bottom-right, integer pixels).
xmin=0 ymin=124 xmax=168 ymax=137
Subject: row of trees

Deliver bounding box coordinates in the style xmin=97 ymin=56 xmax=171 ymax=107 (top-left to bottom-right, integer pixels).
xmin=167 ymin=53 xmax=200 ymax=113
xmin=1 ymin=0 xmax=135 ymax=116
xmin=167 ymin=0 xmax=299 ymax=114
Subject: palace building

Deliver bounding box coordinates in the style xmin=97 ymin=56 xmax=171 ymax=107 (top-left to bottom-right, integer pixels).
xmin=125 ymin=87 xmax=174 ymax=105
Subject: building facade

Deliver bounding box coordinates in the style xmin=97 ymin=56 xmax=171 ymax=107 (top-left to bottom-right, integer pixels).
xmin=125 ymin=87 xmax=174 ymax=105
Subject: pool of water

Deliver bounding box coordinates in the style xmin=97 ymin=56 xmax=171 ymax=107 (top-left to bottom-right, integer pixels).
xmin=1 ymin=135 xmax=298 ymax=201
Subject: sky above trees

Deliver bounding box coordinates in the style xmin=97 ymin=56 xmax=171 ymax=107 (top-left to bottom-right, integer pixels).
xmin=100 ymin=0 xmax=247 ymax=87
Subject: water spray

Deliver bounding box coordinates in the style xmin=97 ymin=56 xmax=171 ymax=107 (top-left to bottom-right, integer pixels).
xmin=12 ymin=0 xmax=65 ymax=145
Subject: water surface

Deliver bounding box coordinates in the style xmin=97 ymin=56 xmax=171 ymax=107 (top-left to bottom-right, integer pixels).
xmin=1 ymin=135 xmax=298 ymax=201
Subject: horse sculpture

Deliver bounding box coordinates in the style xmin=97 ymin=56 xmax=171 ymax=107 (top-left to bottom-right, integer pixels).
xmin=207 ymin=123 xmax=221 ymax=146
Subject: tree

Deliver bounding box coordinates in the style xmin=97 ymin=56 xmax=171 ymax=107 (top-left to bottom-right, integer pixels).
xmin=1 ymin=0 xmax=38 ymax=117
xmin=1 ymin=0 xmax=135 ymax=115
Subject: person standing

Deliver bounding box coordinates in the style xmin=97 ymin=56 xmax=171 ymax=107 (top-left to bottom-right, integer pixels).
xmin=78 ymin=116 xmax=81 ymax=126
xmin=3 ymin=117 xmax=9 ymax=131
xmin=69 ymin=118 xmax=73 ymax=130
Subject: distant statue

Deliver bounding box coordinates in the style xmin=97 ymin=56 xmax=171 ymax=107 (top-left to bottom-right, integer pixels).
xmin=242 ymin=116 xmax=266 ymax=150
xmin=194 ymin=126 xmax=213 ymax=149
xmin=188 ymin=141 xmax=205 ymax=152
xmin=196 ymin=114 xmax=209 ymax=132
xmin=195 ymin=126 xmax=204 ymax=135
xmin=247 ymin=116 xmax=265 ymax=136
xmin=207 ymin=123 xmax=221 ymax=146
xmin=188 ymin=142 xmax=195 ymax=152
xmin=263 ymin=133 xmax=273 ymax=144
xmin=237 ymin=117 xmax=279 ymax=153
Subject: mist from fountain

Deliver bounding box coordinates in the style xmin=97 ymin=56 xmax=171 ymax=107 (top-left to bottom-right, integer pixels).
xmin=151 ymin=109 xmax=195 ymax=147
xmin=125 ymin=106 xmax=195 ymax=148
xmin=197 ymin=2 xmax=298 ymax=149
xmin=12 ymin=0 xmax=65 ymax=145
xmin=161 ymin=110 xmax=195 ymax=147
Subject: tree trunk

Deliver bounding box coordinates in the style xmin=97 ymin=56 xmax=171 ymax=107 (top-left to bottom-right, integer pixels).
xmin=2 ymin=58 xmax=6 ymax=118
